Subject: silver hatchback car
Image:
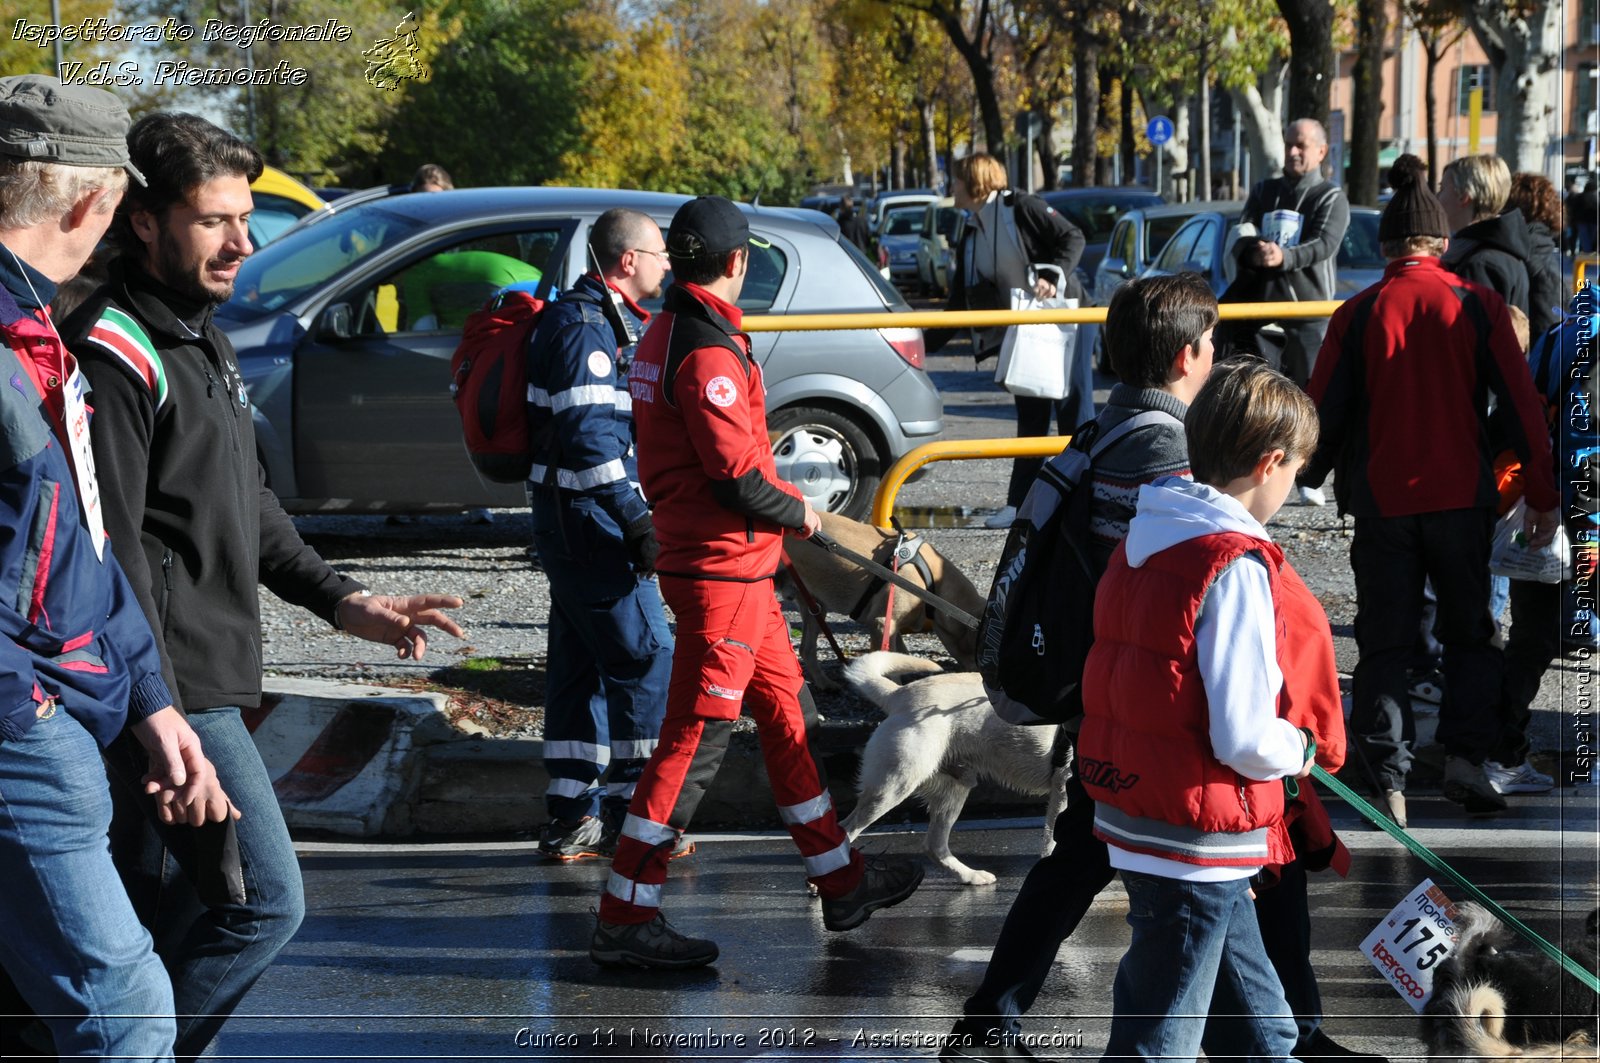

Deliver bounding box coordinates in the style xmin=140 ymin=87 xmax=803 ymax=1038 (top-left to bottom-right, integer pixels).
xmin=215 ymin=188 xmax=943 ymax=519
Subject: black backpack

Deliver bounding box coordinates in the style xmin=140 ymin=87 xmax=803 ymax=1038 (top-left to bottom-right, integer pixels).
xmin=977 ymin=409 xmax=1181 ymax=725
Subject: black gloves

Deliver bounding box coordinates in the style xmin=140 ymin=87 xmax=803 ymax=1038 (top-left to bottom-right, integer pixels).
xmin=622 ymin=515 xmax=659 ymax=575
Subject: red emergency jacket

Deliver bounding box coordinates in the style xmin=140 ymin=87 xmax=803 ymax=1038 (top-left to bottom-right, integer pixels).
xmin=630 ymin=283 xmax=806 ymax=580
xmin=1079 ymin=532 xmax=1305 ymax=869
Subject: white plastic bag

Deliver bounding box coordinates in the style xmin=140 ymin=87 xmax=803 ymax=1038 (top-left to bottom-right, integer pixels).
xmin=995 ymin=290 xmax=1077 ymax=400
xmin=1489 ymin=498 xmax=1569 ymax=583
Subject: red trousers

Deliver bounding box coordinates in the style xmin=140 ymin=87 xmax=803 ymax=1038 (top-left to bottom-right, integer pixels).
xmin=599 ymin=576 xmax=862 ymax=924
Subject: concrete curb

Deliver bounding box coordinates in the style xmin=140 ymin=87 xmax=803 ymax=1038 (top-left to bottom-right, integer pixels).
xmin=253 ymin=679 xmax=1045 ymax=838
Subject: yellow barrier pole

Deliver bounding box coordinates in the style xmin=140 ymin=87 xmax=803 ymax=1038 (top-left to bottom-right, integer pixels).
xmin=1577 ymin=255 xmax=1598 ymax=290
xmin=744 ymin=300 xmax=1343 ymax=332
xmin=869 ymin=437 xmax=1070 ymax=529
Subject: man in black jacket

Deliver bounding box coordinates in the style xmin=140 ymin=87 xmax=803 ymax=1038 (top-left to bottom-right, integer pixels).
xmin=1230 ymin=119 xmax=1350 ymax=392
xmin=61 ymin=112 xmax=466 ymax=1063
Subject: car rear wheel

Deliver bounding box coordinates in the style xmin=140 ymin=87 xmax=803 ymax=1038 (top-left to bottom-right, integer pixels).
xmin=768 ymin=405 xmax=882 ymax=521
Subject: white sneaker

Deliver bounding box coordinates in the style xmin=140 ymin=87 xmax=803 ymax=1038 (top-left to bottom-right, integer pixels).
xmin=984 ymin=505 xmax=1018 ymax=529
xmin=1484 ymin=759 xmax=1554 ymax=794
xmin=1296 ymin=485 xmax=1326 ymax=506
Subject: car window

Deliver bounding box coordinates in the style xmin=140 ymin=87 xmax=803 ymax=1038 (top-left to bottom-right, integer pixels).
xmin=1144 ymin=215 xmax=1190 ymax=265
xmin=221 ymin=205 xmax=430 ymax=322
xmin=1340 ymin=211 xmax=1385 ymax=270
xmin=1107 ymin=220 xmax=1134 ymax=267
xmin=737 ymin=242 xmax=787 ymax=312
xmin=935 ymin=207 xmax=963 ymax=240
xmin=350 ymin=225 xmax=570 ymax=335
xmin=1153 ymin=219 xmax=1206 ymax=272
xmin=836 ymin=234 xmax=910 ymax=309
xmin=249 ymin=192 xmax=314 ymax=248
xmin=883 ymin=208 xmax=924 ymax=236
xmin=1187 ymin=218 xmax=1219 ymax=273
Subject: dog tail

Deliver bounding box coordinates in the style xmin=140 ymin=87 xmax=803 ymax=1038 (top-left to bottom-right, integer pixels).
xmin=841 ymin=651 xmax=944 ymax=709
xmin=1433 ymin=982 xmax=1589 ymax=1060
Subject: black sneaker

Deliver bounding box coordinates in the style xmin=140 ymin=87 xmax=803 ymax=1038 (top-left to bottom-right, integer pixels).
xmin=821 ymin=853 xmax=924 ymax=931
xmin=590 ymin=913 xmax=718 ymax=969
xmin=538 ymin=816 xmax=608 ymax=861
xmin=1297 ymin=1028 xmax=1389 ymax=1061
xmin=940 ymin=1018 xmax=1048 ymax=1061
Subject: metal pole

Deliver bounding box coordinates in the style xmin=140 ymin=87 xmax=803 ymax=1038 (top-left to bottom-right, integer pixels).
xmin=243 ymin=0 xmax=258 ymax=143
xmin=51 ymin=0 xmax=63 ymax=77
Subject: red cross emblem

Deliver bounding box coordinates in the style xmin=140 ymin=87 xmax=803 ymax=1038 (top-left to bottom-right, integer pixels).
xmin=705 ymin=375 xmax=738 ymax=408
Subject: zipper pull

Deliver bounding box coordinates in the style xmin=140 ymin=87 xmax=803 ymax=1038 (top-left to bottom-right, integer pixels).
xmin=204 ymin=366 xmax=216 ymax=397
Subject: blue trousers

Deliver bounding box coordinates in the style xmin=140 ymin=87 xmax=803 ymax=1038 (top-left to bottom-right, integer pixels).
xmin=1101 ymin=871 xmax=1299 ymax=1062
xmin=0 ymin=709 xmax=175 ymax=1059
xmin=530 ymin=494 xmax=673 ymax=822
xmin=105 ymin=706 xmax=306 ymax=1063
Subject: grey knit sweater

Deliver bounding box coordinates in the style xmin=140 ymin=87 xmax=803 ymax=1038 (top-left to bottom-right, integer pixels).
xmin=1087 ymin=383 xmax=1192 ymax=570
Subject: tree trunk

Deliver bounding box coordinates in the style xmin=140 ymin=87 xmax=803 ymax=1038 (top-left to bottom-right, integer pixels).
xmin=1120 ymin=78 xmax=1137 ymax=185
xmin=1424 ymin=43 xmax=1439 ymax=187
xmin=891 ymin=130 xmax=906 ymax=189
xmin=1037 ymin=112 xmax=1059 ymax=191
xmin=919 ymin=96 xmax=939 ymax=189
xmin=1348 ymin=0 xmax=1386 ymax=205
xmin=1096 ymin=64 xmax=1116 ymax=185
xmin=1276 ymin=0 xmax=1335 ymax=129
xmin=1073 ymin=45 xmax=1100 ymax=187
xmin=1225 ymin=58 xmax=1288 ymax=181
xmin=928 ymin=1 xmax=1007 ymax=154
xmin=1457 ymin=0 xmax=1562 ymax=170
xmin=1196 ymin=39 xmax=1212 ymax=200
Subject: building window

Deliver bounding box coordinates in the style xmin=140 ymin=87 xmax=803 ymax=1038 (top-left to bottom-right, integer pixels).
xmin=1456 ymin=66 xmax=1496 ymax=115
xmin=1584 ymin=3 xmax=1598 ymax=46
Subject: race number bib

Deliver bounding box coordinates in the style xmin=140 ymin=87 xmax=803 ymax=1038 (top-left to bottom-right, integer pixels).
xmin=1359 ymin=878 xmax=1458 ymax=1011
xmin=61 ymin=359 xmax=106 ymax=561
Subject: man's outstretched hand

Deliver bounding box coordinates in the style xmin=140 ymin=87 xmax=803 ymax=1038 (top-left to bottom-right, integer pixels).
xmin=335 ymin=592 xmax=466 ymax=660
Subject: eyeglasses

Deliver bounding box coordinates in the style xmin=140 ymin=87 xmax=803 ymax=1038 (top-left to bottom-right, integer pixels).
xmin=630 ymin=248 xmax=671 ymax=263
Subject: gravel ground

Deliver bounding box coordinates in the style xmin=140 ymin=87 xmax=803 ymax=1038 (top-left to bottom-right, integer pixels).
xmin=261 ymin=333 xmax=1594 ymax=775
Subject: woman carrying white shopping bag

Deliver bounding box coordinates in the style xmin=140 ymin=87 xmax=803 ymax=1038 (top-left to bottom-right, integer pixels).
xmin=925 ymin=152 xmax=1089 ymax=527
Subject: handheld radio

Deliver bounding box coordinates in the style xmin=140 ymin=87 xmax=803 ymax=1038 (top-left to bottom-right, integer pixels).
xmin=588 ymin=242 xmax=640 ymax=349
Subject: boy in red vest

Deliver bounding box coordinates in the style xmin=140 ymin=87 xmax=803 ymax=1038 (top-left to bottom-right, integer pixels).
xmin=1078 ymin=360 xmax=1324 ymax=1061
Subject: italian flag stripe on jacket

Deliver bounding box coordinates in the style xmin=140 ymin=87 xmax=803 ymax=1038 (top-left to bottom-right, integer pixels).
xmin=85 ymin=306 xmax=167 ymax=409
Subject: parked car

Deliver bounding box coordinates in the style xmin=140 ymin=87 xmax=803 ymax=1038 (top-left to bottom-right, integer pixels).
xmin=1093 ymin=200 xmax=1239 ymax=310
xmin=867 ymin=190 xmax=940 ymax=238
xmin=248 ymin=166 xmax=326 ymax=248
xmin=878 ymin=203 xmax=933 ymax=289
xmin=215 ymin=188 xmax=942 ymax=520
xmin=1039 ymin=187 xmax=1164 ymax=288
xmin=798 ymin=193 xmax=843 ymax=217
xmin=914 ymin=197 xmax=965 ymax=297
xmin=1333 ymin=206 xmax=1386 ymax=296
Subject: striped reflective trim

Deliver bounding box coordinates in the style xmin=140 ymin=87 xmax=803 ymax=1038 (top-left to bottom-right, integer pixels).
xmin=527 ymin=383 xmax=619 ymax=411
xmin=611 ymin=738 xmax=657 ymax=759
xmin=527 ymin=459 xmax=628 ymax=491
xmin=613 ymin=388 xmax=632 ymax=414
xmin=803 ymin=840 xmax=853 ymax=878
xmin=622 ymin=813 xmax=679 ymax=847
xmin=544 ymin=739 xmax=608 ymax=764
xmin=778 ymin=792 xmax=833 ymax=826
xmin=546 ymin=778 xmax=592 ymax=799
xmin=605 ymin=871 xmax=661 ymax=909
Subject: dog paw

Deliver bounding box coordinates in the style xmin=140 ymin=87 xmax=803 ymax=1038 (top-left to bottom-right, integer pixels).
xmin=959 ymin=870 xmax=998 ymax=886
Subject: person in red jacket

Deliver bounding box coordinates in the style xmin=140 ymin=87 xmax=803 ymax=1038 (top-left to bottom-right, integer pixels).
xmin=1302 ymin=154 xmax=1559 ymax=824
xmin=1078 ymin=360 xmax=1322 ymax=1061
xmin=591 ymin=196 xmax=923 ymax=969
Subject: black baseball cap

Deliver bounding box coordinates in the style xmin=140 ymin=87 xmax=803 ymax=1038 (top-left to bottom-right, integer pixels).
xmin=0 ymin=75 xmax=145 ymax=186
xmin=667 ymin=195 xmax=770 ymax=261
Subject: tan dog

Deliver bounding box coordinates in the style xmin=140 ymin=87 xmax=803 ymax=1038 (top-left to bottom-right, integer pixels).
xmin=839 ymin=652 xmax=1069 ymax=885
xmin=780 ymin=511 xmax=986 ymax=690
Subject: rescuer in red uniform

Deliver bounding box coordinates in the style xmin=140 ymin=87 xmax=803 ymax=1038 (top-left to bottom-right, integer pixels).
xmin=590 ymin=196 xmax=923 ymax=970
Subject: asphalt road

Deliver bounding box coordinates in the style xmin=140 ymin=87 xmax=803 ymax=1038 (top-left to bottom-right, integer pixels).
xmin=225 ymin=797 xmax=1594 ymax=1061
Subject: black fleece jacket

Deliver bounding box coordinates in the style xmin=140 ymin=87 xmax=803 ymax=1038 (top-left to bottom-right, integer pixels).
xmin=62 ymin=257 xmax=365 ymax=712
xmin=1442 ymin=209 xmax=1532 ymax=317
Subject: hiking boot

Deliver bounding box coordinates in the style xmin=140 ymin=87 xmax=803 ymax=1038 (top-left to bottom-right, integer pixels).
xmin=1484 ymin=759 xmax=1554 ymax=795
xmin=821 ymin=853 xmax=924 ymax=931
xmin=590 ymin=913 xmax=718 ymax=969
xmin=538 ymin=816 xmax=608 ymax=861
xmin=1442 ymin=756 xmax=1508 ymax=814
xmin=596 ymin=806 xmax=696 ymax=861
xmin=1295 ymin=484 xmax=1326 ymax=506
xmin=1406 ymin=668 xmax=1444 ymax=705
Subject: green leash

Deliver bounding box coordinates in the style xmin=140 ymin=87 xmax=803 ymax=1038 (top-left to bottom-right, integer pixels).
xmin=1312 ymin=764 xmax=1600 ymax=995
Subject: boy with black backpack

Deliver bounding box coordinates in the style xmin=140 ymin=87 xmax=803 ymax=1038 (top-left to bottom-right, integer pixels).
xmin=943 ymin=273 xmax=1212 ymax=1061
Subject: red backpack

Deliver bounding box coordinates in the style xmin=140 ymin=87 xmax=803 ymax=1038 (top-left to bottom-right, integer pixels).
xmin=449 ymin=290 xmax=547 ymax=483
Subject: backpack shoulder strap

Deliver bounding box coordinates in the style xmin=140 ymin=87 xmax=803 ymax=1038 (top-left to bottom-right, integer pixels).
xmin=1087 ymin=408 xmax=1183 ymax=459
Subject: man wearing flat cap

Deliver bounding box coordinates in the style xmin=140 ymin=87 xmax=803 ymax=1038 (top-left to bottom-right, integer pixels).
xmin=591 ymin=195 xmax=923 ymax=969
xmin=0 ymin=74 xmax=234 ymax=1059
xmin=1301 ymin=154 xmax=1559 ymax=826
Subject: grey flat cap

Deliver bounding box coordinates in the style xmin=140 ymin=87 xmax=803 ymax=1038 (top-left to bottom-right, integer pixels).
xmin=0 ymin=74 xmax=145 ymax=186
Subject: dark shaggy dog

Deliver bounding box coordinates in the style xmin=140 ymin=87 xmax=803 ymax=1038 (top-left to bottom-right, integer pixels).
xmin=1421 ymin=903 xmax=1599 ymax=1059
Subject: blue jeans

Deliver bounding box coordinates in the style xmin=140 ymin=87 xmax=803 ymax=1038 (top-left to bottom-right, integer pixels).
xmin=1101 ymin=871 xmax=1298 ymax=1062
xmin=106 ymin=706 xmax=305 ymax=1062
xmin=529 ymin=490 xmax=674 ymax=822
xmin=0 ymin=709 xmax=175 ymax=1059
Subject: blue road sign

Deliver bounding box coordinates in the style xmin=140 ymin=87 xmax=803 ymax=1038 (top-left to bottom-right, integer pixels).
xmin=1147 ymin=116 xmax=1174 ymax=146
